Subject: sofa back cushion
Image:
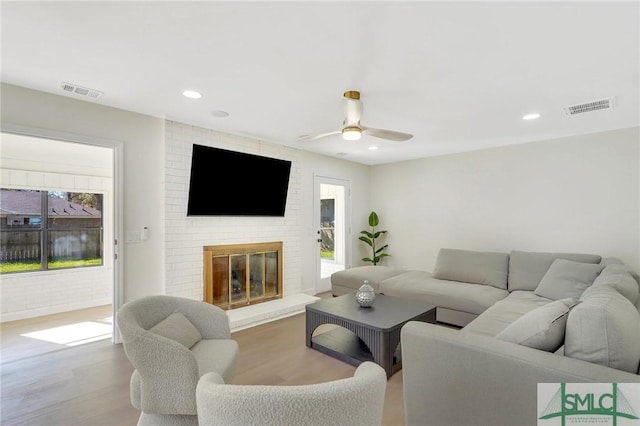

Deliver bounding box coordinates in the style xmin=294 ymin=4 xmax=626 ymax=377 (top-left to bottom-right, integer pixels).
xmin=589 ymin=264 xmax=640 ymax=305
xmin=565 ymin=286 xmax=640 ymax=374
xmin=508 ymin=251 xmax=601 ymax=292
xmin=432 ymin=248 xmax=509 ymax=290
xmin=533 ymin=259 xmax=604 ymax=300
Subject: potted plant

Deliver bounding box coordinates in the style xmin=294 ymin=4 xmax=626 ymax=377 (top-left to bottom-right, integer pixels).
xmin=359 ymin=211 xmax=390 ymax=265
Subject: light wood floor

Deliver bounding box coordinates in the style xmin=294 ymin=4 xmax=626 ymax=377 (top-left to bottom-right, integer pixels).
xmin=1 ymin=297 xmax=406 ymax=426
xmin=1 ymin=305 xmax=114 ymax=364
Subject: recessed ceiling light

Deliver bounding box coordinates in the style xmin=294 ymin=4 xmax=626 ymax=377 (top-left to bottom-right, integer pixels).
xmin=522 ymin=113 xmax=541 ymax=120
xmin=368 ymin=146 xmax=378 ymax=150
xmin=182 ymin=90 xmax=203 ymax=99
xmin=211 ymin=110 xmax=229 ymax=118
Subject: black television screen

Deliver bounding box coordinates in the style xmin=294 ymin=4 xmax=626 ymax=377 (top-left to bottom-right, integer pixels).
xmin=187 ymin=144 xmax=292 ymax=216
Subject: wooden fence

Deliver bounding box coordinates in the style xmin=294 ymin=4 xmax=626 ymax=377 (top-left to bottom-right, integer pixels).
xmin=0 ymin=230 xmax=102 ymax=262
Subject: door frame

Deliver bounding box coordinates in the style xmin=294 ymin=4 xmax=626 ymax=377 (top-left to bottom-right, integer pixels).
xmin=1 ymin=123 xmax=124 ymax=343
xmin=313 ymin=174 xmax=351 ymax=294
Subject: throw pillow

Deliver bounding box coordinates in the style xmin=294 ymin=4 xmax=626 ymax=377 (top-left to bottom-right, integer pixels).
xmin=534 ymin=259 xmax=604 ymax=300
xmin=565 ymin=286 xmax=640 ymax=374
xmin=149 ymin=310 xmax=202 ymax=349
xmin=496 ymin=298 xmax=580 ymax=352
xmin=508 ymin=251 xmax=601 ymax=292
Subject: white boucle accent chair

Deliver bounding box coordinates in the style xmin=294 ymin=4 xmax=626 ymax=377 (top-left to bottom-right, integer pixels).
xmin=195 ymin=361 xmax=387 ymax=426
xmin=117 ymin=295 xmax=239 ymax=426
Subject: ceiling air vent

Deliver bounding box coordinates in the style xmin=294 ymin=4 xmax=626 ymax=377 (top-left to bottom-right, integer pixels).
xmin=562 ymin=97 xmax=616 ymax=116
xmin=59 ymin=82 xmax=103 ymax=99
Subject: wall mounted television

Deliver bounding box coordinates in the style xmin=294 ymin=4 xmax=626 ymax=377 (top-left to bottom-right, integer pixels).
xmin=187 ymin=144 xmax=292 ymax=217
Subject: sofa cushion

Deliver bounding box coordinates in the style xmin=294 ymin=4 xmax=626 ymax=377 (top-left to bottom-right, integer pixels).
xmin=431 ymin=248 xmax=509 ymax=290
xmin=330 ymin=266 xmax=406 ymax=294
xmin=589 ymin=264 xmax=640 ymax=305
xmin=462 ymin=291 xmax=552 ymax=337
xmin=533 ymin=259 xmax=604 ymax=300
xmin=508 ymin=251 xmax=602 ymax=292
xmin=565 ymin=286 xmax=640 ymax=374
xmin=495 ymin=298 xmax=580 ymax=352
xmin=380 ymin=271 xmax=509 ymax=316
xmin=149 ymin=310 xmax=203 ymax=349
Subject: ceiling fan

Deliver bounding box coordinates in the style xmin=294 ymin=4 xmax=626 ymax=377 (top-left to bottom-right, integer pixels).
xmin=296 ymin=90 xmax=413 ymax=143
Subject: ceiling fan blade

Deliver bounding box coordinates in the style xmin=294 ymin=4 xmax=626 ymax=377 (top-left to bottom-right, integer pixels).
xmin=296 ymin=129 xmax=341 ymax=143
xmin=361 ymin=127 xmax=413 ymax=141
xmin=299 ymin=91 xmax=413 ymax=144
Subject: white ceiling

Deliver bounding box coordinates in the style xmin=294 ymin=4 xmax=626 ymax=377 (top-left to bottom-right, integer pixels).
xmin=2 ymin=1 xmax=638 ymax=165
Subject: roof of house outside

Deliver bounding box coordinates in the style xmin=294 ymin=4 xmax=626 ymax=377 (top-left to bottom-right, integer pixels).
xmin=0 ymin=190 xmax=101 ymax=218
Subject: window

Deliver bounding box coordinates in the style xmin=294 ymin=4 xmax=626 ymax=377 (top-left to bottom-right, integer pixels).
xmin=0 ymin=189 xmax=103 ymax=273
xmin=320 ymin=198 xmax=335 ymax=260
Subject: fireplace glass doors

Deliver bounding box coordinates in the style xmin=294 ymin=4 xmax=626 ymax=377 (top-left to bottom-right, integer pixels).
xmin=204 ymin=242 xmax=282 ymax=309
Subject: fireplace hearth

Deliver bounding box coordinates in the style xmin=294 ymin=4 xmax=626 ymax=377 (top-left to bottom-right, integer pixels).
xmin=203 ymin=242 xmax=283 ymax=310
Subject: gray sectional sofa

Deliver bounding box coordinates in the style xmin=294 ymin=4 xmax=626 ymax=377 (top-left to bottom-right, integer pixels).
xmin=331 ymin=248 xmax=640 ymax=426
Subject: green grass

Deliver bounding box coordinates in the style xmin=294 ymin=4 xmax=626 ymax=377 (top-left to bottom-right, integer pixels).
xmin=320 ymin=250 xmax=335 ymax=259
xmin=0 ymin=258 xmax=102 ymax=273
xmin=0 ymin=261 xmax=41 ymax=273
xmin=49 ymin=258 xmax=103 ymax=269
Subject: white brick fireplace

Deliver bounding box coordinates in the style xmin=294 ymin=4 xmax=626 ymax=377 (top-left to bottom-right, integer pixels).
xmin=163 ymin=121 xmax=315 ymax=326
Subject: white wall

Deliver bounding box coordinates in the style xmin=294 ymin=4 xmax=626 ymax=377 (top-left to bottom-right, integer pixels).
xmin=1 ymin=83 xmax=165 ymax=302
xmin=0 ymin=135 xmax=114 ymax=321
xmin=3 ymin=84 xmax=637 ymax=314
xmin=0 ymin=83 xmax=371 ymax=316
xmin=371 ymin=127 xmax=640 ymax=272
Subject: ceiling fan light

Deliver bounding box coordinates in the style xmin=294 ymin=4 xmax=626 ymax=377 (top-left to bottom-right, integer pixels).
xmin=342 ymin=127 xmax=361 ymax=141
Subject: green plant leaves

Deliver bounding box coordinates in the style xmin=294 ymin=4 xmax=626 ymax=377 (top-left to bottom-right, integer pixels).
xmin=373 ymin=230 xmax=387 ymax=239
xmin=375 ymin=245 xmax=389 ymax=254
xmin=368 ymin=211 xmax=379 ymax=227
xmin=360 ymin=230 xmax=375 ymax=239
xmin=360 ymin=210 xmax=389 ymax=266
xmin=358 ymin=235 xmax=373 ymax=247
